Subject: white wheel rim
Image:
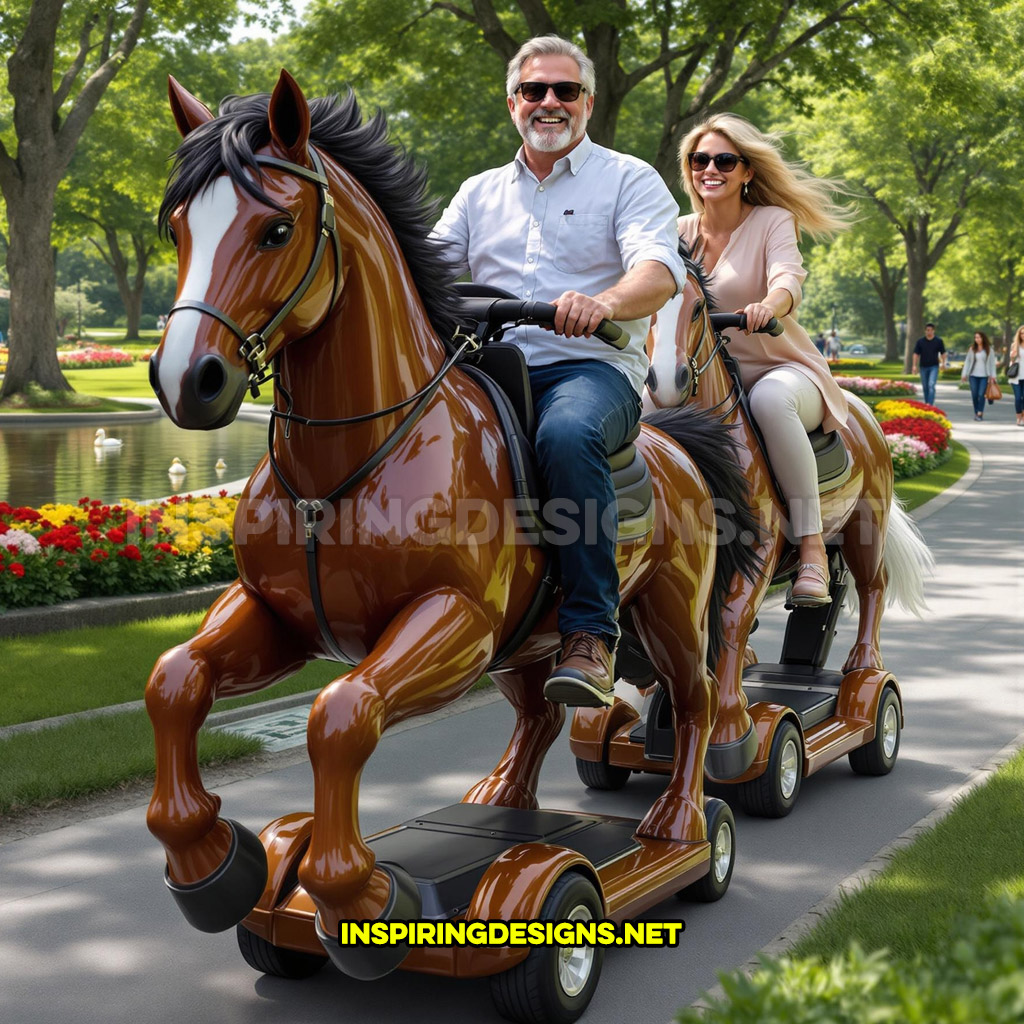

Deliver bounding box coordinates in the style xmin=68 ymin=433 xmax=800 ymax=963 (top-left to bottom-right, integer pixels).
xmin=780 ymin=738 xmax=799 ymax=799
xmin=713 ymin=821 xmax=733 ymax=883
xmin=881 ymin=700 xmax=899 ymax=758
xmin=558 ymin=904 xmax=595 ymax=997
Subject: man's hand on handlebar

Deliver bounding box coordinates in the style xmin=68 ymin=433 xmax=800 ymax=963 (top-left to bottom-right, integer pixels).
xmin=549 ymin=290 xmax=615 ymax=338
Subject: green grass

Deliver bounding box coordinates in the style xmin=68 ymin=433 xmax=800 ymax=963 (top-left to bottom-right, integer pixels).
xmin=0 ymin=380 xmax=150 ymax=413
xmin=0 ymin=612 xmax=350 ymax=727
xmin=894 ymin=440 xmax=970 ymax=512
xmin=789 ymin=745 xmax=1024 ymax=963
xmin=59 ymin=361 xmax=275 ymax=405
xmin=0 ymin=710 xmax=263 ymax=814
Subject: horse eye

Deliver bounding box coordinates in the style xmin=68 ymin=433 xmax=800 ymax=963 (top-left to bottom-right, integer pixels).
xmin=167 ymin=226 xmax=178 ymax=247
xmin=260 ymin=221 xmax=294 ymax=250
xmin=691 ymin=299 xmax=706 ymax=322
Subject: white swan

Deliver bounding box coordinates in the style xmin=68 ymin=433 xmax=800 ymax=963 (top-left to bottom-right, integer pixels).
xmin=214 ymin=458 xmax=227 ymax=471
xmin=94 ymin=428 xmax=123 ymax=448
xmin=168 ymin=457 xmax=187 ymax=476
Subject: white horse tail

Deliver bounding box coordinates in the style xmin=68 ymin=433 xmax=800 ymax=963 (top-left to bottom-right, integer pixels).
xmin=883 ymin=497 xmax=934 ymax=616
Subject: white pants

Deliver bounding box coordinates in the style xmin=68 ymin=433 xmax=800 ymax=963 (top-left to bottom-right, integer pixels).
xmin=748 ymin=366 xmax=825 ymax=538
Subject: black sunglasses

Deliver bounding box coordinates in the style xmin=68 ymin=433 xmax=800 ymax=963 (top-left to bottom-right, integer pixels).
xmin=516 ymin=81 xmax=585 ymax=103
xmin=687 ymin=151 xmax=749 ymax=173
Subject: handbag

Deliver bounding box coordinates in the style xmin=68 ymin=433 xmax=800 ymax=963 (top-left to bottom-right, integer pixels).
xmin=1008 ymin=360 xmax=1020 ymax=380
xmin=985 ymin=378 xmax=1002 ymax=401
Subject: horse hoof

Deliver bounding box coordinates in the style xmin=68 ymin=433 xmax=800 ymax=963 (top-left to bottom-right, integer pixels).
xmin=315 ymin=863 xmax=421 ymax=980
xmin=706 ymin=723 xmax=758 ymax=780
xmin=164 ymin=819 xmax=268 ymax=933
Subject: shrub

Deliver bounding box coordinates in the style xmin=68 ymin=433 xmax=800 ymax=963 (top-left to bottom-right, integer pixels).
xmin=0 ymin=494 xmax=240 ymax=611
xmin=677 ymin=895 xmax=1024 ymax=1024
xmin=56 ymin=347 xmax=135 ymax=369
xmin=835 ymin=376 xmax=917 ymax=397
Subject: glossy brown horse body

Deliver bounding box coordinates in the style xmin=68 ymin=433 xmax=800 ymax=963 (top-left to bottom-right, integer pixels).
xmin=645 ymin=254 xmax=928 ymax=773
xmin=145 ymin=72 xmax=751 ymax=951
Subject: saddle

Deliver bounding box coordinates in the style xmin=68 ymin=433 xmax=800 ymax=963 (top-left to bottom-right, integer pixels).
xmin=453 ymin=285 xmax=655 ymax=545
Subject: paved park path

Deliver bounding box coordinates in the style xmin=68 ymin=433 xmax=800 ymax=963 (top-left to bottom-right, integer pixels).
xmin=1 ymin=379 xmax=1021 ymax=1024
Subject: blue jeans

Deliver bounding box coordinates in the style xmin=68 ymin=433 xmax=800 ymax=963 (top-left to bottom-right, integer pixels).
xmin=919 ymin=364 xmax=939 ymax=406
xmin=1012 ymin=380 xmax=1024 ymax=415
xmin=968 ymin=375 xmax=988 ymax=415
xmin=529 ymin=360 xmax=641 ymax=645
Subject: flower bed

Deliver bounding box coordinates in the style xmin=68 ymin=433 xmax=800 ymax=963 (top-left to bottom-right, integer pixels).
xmin=873 ymin=398 xmax=953 ymax=480
xmin=0 ymin=494 xmax=238 ymax=611
xmin=56 ymin=347 xmax=135 ymax=369
xmin=835 ymin=375 xmax=917 ymax=397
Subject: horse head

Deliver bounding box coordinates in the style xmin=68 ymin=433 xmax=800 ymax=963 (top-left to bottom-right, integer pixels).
xmin=151 ymin=71 xmax=341 ymax=429
xmin=644 ymin=250 xmax=715 ymax=411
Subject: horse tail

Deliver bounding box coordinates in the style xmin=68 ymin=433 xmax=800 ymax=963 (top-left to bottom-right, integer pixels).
xmin=643 ymin=406 xmax=763 ymax=663
xmin=882 ymin=497 xmax=934 ymax=615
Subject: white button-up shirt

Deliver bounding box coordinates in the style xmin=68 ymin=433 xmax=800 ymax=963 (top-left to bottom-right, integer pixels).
xmin=432 ymin=134 xmax=684 ymax=395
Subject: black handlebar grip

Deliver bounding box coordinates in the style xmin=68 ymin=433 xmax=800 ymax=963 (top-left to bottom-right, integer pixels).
xmin=709 ymin=312 xmax=784 ymax=337
xmin=524 ymin=302 xmax=628 ymax=349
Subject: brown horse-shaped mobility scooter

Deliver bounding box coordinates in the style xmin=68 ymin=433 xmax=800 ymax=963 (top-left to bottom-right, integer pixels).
xmin=570 ymin=249 xmax=932 ymax=818
xmin=144 ymin=71 xmax=761 ymax=1022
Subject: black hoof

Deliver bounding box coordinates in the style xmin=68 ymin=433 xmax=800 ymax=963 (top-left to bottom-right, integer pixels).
xmin=164 ymin=819 xmax=268 ymax=933
xmin=315 ymin=863 xmax=422 ymax=980
xmin=706 ymin=723 xmax=758 ymax=780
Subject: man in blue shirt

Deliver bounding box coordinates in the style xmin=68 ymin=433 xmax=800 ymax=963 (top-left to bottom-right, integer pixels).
xmin=433 ymin=35 xmax=684 ymax=707
xmin=912 ymin=323 xmax=946 ymax=406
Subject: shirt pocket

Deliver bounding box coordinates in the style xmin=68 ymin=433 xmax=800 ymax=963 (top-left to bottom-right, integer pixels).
xmin=552 ymin=214 xmax=613 ymax=274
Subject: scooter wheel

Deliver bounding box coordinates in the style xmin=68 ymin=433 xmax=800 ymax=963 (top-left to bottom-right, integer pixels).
xmin=678 ymin=798 xmax=735 ymax=903
xmin=575 ymin=755 xmax=631 ymax=791
xmin=734 ymin=720 xmax=803 ymax=818
xmin=490 ymin=871 xmax=604 ymax=1024
xmin=236 ymin=923 xmax=328 ymax=979
xmin=849 ymin=686 xmax=901 ymax=775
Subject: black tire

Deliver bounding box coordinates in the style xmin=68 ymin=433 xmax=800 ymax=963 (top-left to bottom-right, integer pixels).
xmin=678 ymin=798 xmax=735 ymax=903
xmin=236 ymin=923 xmax=328 ymax=979
xmin=490 ymin=871 xmax=604 ymax=1024
xmin=575 ymin=755 xmax=631 ymax=791
xmin=733 ymin=720 xmax=803 ymax=818
xmin=849 ymin=686 xmax=901 ymax=775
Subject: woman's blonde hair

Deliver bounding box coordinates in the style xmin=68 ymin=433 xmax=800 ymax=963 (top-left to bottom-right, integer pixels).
xmin=1013 ymin=325 xmax=1024 ymax=353
xmin=679 ymin=113 xmax=851 ymax=240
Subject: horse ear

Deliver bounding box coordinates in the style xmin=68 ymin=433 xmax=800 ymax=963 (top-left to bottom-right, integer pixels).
xmin=268 ymin=69 xmax=312 ymax=163
xmin=168 ymin=76 xmax=214 ymax=137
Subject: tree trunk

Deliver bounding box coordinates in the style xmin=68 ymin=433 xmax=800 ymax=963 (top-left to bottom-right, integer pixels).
xmin=102 ymin=228 xmax=150 ymax=340
xmin=870 ymin=248 xmax=903 ymax=361
xmin=902 ymin=240 xmax=929 ymax=373
xmin=0 ymin=180 xmax=70 ymax=396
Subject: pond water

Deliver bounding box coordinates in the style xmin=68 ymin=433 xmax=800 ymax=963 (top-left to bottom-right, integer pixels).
xmin=0 ymin=413 xmax=271 ymax=508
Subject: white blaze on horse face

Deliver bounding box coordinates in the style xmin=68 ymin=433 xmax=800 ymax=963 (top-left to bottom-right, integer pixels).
xmin=647 ymin=292 xmax=686 ymax=408
xmin=159 ymin=177 xmax=240 ymax=412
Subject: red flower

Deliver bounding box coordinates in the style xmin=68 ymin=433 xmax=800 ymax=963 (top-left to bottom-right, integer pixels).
xmin=90 ymin=549 xmax=109 ymax=562
xmin=12 ymin=507 xmax=40 ymax=522
xmin=117 ymin=544 xmax=143 ymax=561
xmin=141 ymin=525 xmax=155 ymax=539
xmin=105 ymin=527 xmax=126 ymax=544
xmin=9 ymin=562 xmax=25 ymax=577
xmin=56 ymin=560 xmax=66 ymax=567
xmin=0 ymin=522 xmax=8 ymax=536
xmin=219 ymin=489 xmax=228 ymax=497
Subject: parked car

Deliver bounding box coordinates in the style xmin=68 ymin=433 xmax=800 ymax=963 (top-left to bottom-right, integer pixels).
xmin=848 ymin=344 xmax=868 ymax=355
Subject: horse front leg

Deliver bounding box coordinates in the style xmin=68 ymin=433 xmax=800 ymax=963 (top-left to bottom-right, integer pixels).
xmin=298 ymin=589 xmax=492 ymax=950
xmin=461 ymin=655 xmax=562 ymax=810
xmin=145 ymin=581 xmax=310 ymax=928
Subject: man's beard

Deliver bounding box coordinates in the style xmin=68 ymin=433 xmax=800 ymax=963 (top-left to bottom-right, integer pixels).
xmin=515 ymin=106 xmax=585 ymax=152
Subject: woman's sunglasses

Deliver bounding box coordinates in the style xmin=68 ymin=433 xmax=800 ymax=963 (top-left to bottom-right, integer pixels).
xmin=516 ymin=81 xmax=585 ymax=103
xmin=687 ymin=151 xmax=749 ymax=173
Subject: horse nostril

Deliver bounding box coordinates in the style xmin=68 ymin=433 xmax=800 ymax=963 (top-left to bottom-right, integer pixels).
xmin=195 ymin=355 xmax=227 ymax=403
xmin=646 ymin=367 xmax=658 ymax=392
xmin=149 ymin=354 xmax=161 ymax=396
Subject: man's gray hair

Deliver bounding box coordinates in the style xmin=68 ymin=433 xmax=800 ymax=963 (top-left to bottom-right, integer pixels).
xmin=505 ymin=35 xmax=597 ymax=98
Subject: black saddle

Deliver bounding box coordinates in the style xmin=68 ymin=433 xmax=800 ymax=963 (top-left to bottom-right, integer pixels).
xmin=452 ymin=283 xmax=654 ymax=543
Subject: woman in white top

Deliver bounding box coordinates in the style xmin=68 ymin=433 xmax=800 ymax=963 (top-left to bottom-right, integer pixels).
xmin=961 ymin=330 xmax=997 ymax=420
xmin=1009 ymin=325 xmax=1024 ymax=426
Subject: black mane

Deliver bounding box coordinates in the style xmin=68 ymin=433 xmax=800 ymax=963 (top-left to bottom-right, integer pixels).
xmin=159 ymin=90 xmax=460 ymax=344
xmin=677 ymin=238 xmax=717 ymax=311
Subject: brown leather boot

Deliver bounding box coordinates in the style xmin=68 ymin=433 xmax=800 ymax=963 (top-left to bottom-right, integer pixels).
xmin=543 ymin=632 xmax=615 ymax=707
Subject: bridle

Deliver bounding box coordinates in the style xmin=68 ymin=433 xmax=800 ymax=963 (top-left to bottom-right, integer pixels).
xmin=167 ymin=147 xmax=342 ymax=398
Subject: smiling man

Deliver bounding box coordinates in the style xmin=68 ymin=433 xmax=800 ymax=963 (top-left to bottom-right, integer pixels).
xmin=433 ymin=35 xmax=684 ymax=708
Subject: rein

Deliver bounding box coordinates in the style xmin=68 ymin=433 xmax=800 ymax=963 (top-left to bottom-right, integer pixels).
xmin=167 ymin=148 xmax=342 ymax=398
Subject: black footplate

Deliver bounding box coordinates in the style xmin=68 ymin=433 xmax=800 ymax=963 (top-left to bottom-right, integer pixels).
xmin=366 ymin=803 xmax=640 ymax=920
xmin=741 ymin=663 xmax=843 ymax=730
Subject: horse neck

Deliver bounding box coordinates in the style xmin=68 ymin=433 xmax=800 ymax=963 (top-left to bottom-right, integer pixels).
xmin=273 ymin=164 xmax=448 ymax=495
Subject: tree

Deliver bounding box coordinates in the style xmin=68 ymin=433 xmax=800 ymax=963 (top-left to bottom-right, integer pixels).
xmin=793 ymin=11 xmax=1021 ymax=370
xmin=297 ymin=0 xmax=960 ymax=190
xmin=0 ymin=0 xmax=242 ymax=401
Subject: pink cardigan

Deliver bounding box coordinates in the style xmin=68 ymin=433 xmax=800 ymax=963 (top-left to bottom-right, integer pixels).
xmin=679 ymin=206 xmax=849 ymax=433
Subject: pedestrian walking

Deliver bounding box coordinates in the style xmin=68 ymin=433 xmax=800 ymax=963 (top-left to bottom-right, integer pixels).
xmin=961 ymin=330 xmax=997 ymax=420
